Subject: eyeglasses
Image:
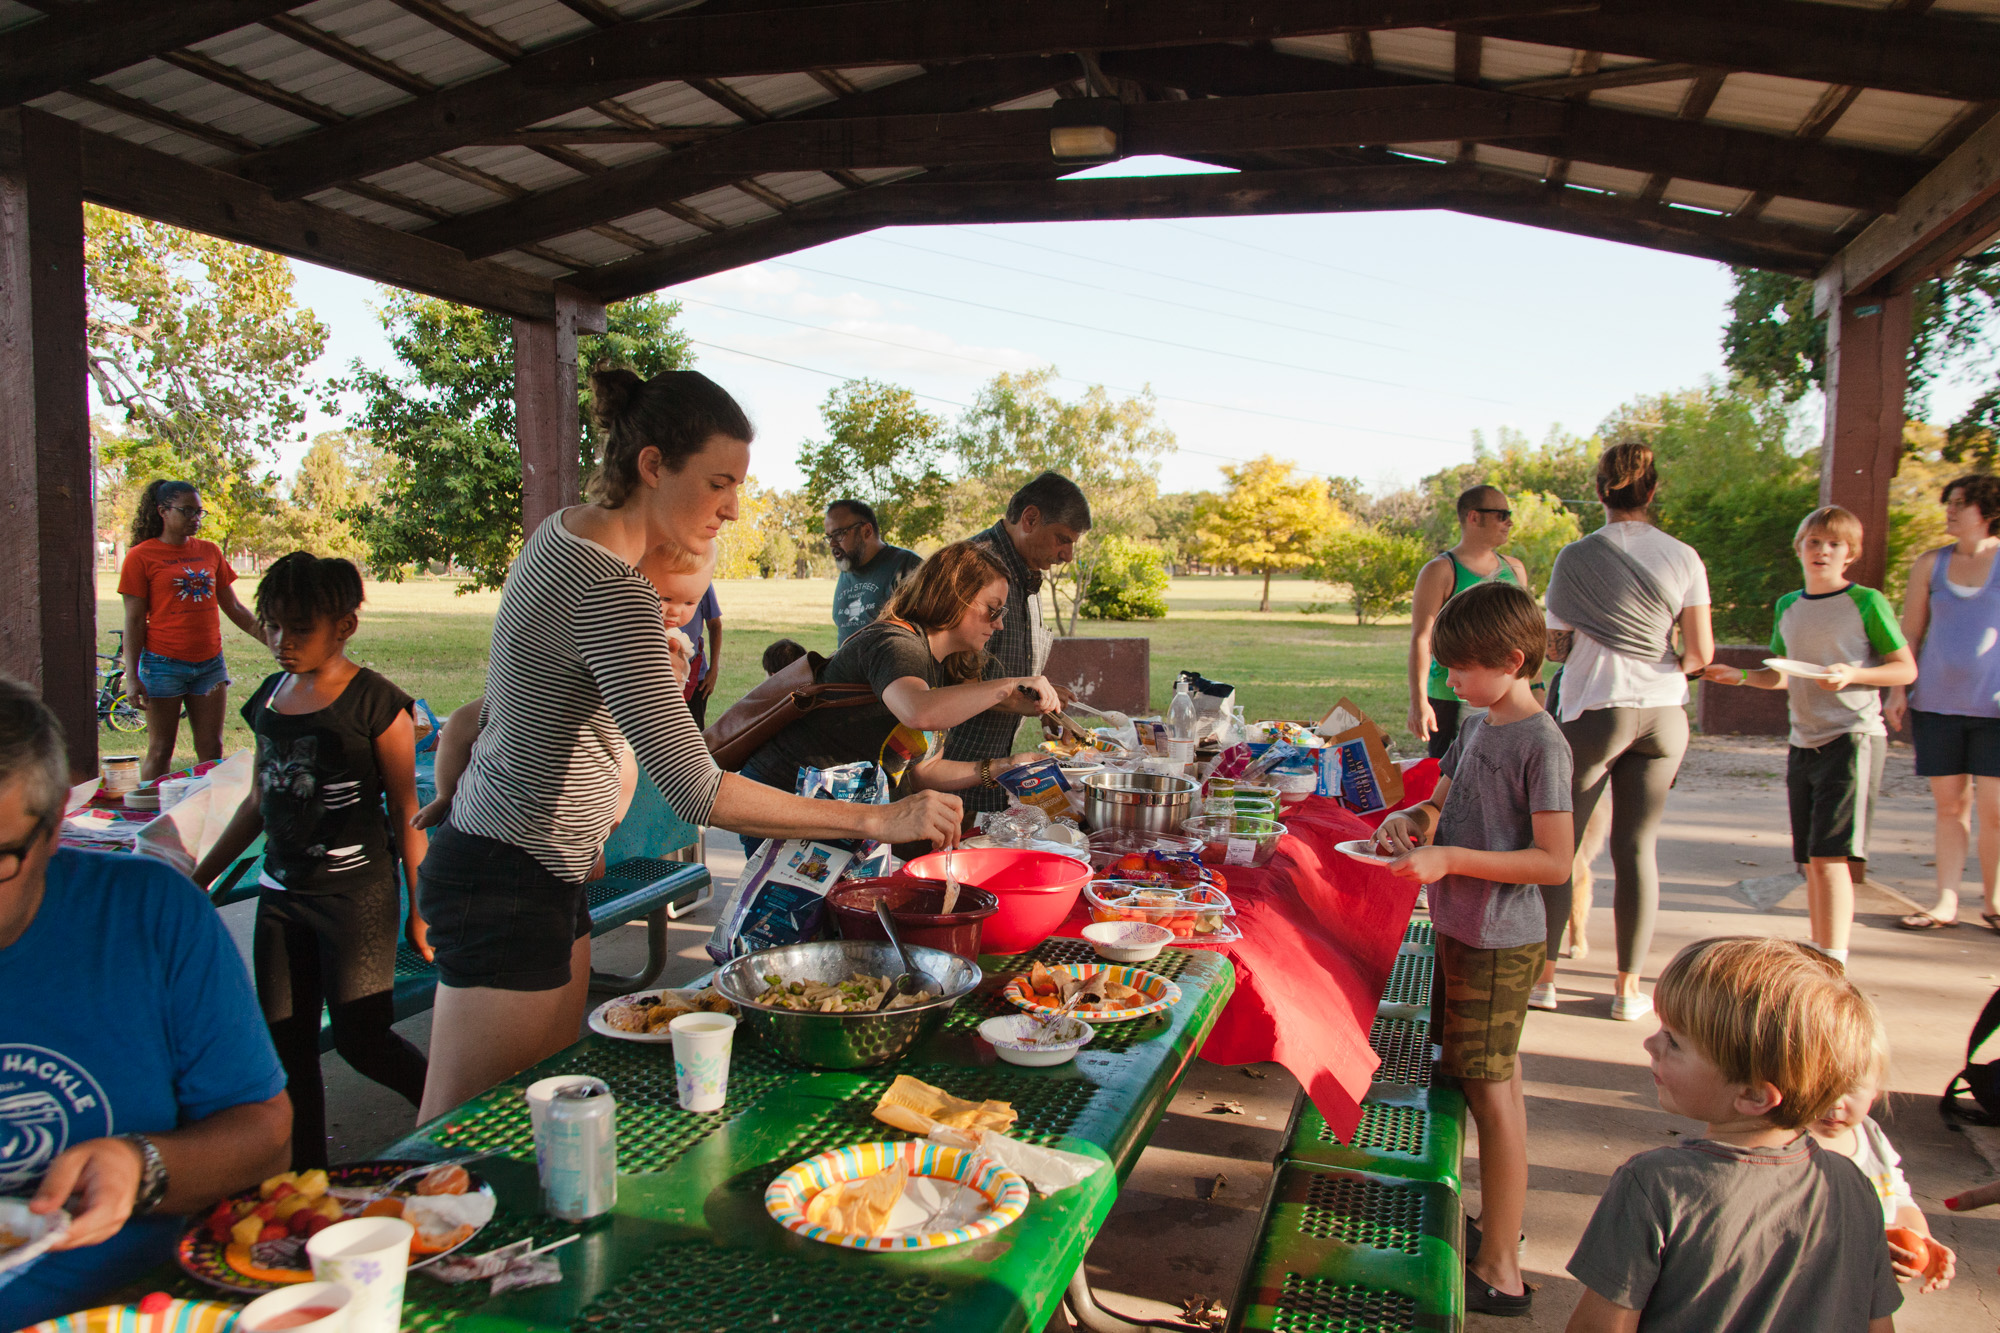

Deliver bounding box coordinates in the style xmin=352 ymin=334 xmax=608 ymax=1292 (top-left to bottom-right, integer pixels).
xmin=979 ymin=601 xmax=1007 ymax=625
xmin=823 ymin=520 xmax=864 ymax=544
xmin=1471 ymin=507 xmax=1514 ymax=522
xmin=166 ymin=505 xmax=205 ymax=517
xmin=0 ymin=825 xmax=48 ymax=883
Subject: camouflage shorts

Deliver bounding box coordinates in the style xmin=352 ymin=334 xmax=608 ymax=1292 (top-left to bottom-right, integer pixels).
xmin=1431 ymin=935 xmax=1546 ymax=1082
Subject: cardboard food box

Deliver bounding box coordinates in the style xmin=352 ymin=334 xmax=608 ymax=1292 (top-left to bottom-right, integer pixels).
xmin=1315 ymin=698 xmax=1404 ymax=816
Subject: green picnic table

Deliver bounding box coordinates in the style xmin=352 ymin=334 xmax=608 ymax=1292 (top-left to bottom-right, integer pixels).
xmin=153 ymin=938 xmax=1233 ymax=1333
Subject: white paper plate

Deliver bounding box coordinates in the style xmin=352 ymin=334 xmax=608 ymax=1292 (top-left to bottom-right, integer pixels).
xmin=1764 ymin=657 xmax=1836 ymax=682
xmin=0 ymin=1199 xmax=68 ymax=1275
xmin=1335 ymin=839 xmax=1394 ymax=867
xmin=587 ymin=988 xmax=731 ymax=1044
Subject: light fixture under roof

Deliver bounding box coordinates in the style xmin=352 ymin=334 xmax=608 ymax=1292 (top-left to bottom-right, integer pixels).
xmin=1049 ymin=97 xmax=1124 ymax=162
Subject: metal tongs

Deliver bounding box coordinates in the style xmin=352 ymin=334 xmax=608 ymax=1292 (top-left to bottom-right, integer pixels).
xmin=1015 ymin=684 xmax=1132 ymax=754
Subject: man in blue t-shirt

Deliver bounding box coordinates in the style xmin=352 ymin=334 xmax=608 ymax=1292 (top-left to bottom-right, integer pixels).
xmin=826 ymin=499 xmax=923 ymax=646
xmin=0 ymin=678 xmax=290 ymax=1328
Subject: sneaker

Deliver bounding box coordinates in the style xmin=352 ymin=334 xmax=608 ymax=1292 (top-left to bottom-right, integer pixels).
xmin=1464 ymin=1261 xmax=1533 ymax=1317
xmin=1611 ymin=994 xmax=1653 ymax=1022
xmin=1528 ymin=983 xmax=1558 ymax=1011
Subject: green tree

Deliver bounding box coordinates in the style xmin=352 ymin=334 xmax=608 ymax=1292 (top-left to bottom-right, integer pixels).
xmin=1152 ymin=491 xmax=1216 ymax=573
xmin=1311 ymin=527 xmax=1427 ymax=624
xmin=284 ymin=430 xmax=386 ymax=562
xmin=798 ymin=380 xmax=951 ymax=546
xmin=85 ymin=205 xmax=334 ymax=562
xmin=951 ymin=367 xmax=1175 ymax=634
xmin=1079 ymin=536 xmax=1170 ymax=620
xmin=1500 ymin=489 xmax=1584 ymax=596
xmin=1198 ymin=455 xmax=1346 ymax=612
xmin=350 ymin=293 xmax=691 ymax=591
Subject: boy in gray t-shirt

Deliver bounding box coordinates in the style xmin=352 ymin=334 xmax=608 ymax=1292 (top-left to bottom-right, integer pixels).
xmin=1374 ymin=582 xmax=1574 ymax=1318
xmin=1567 ymin=937 xmax=1900 ymax=1333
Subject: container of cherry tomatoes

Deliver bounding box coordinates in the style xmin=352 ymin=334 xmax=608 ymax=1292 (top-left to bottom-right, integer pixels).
xmin=1083 ymin=880 xmax=1239 ymax=944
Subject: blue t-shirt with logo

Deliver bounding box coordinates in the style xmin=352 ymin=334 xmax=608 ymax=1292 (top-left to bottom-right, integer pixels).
xmin=0 ymin=850 xmax=284 ymax=1327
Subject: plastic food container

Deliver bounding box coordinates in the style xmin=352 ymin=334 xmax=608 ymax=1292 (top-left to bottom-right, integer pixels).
xmin=904 ymin=848 xmax=1091 ymax=954
xmin=1085 ymin=827 xmax=1204 ymax=870
xmin=827 ymin=878 xmax=1001 ymax=962
xmin=1180 ymin=814 xmax=1288 ymax=868
xmin=1083 ymin=881 xmax=1238 ymax=942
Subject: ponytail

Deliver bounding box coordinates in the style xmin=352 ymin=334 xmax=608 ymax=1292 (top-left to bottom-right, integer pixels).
xmin=586 ymin=364 xmax=753 ymax=508
xmin=130 ymin=479 xmax=196 ymax=544
xmin=1596 ymin=442 xmax=1658 ymax=512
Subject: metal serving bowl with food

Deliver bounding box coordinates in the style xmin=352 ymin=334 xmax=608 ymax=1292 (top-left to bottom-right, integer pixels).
xmin=714 ymin=939 xmax=983 ymax=1069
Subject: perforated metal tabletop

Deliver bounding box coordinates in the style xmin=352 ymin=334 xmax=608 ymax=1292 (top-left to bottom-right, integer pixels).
xmin=355 ymin=938 xmax=1232 ymax=1333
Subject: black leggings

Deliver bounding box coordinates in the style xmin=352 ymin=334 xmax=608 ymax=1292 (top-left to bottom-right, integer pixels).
xmin=254 ymin=880 xmax=429 ymax=1170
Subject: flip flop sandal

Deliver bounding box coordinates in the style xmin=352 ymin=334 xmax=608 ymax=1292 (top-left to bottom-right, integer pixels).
xmin=1982 ymin=911 xmax=2000 ymax=934
xmin=1898 ymin=913 xmax=1958 ymax=931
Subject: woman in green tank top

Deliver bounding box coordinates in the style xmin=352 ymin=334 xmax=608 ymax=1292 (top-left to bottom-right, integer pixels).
xmin=1408 ymin=489 xmax=1528 ymax=759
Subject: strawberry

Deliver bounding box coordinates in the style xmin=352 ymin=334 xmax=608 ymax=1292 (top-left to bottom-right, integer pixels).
xmin=258 ymin=1223 xmax=288 ymax=1243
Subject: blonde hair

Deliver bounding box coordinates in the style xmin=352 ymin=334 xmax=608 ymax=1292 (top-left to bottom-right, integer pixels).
xmin=1655 ymin=937 xmax=1882 ymax=1130
xmin=1794 ymin=505 xmax=1865 ymax=558
xmin=644 ymin=543 xmax=714 ymax=578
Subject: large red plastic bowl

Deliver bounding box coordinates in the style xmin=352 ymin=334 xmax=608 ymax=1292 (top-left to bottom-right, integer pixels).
xmin=903 ymin=848 xmax=1091 ymax=954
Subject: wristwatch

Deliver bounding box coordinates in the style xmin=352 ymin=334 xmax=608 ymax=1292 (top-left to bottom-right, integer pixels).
xmin=979 ymin=758 xmax=999 ymax=789
xmin=119 ymin=1134 xmax=169 ymax=1215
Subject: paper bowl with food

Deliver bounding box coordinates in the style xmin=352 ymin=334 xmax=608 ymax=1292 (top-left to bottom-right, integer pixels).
xmin=0 ymin=1198 xmax=68 ymax=1276
xmin=765 ymin=1139 xmax=1029 ymax=1251
xmin=589 ymin=983 xmax=736 ymax=1043
xmin=1002 ymin=961 xmax=1180 ymax=1023
xmin=714 ymin=939 xmax=982 ymax=1070
xmin=978 ymin=1013 xmax=1096 ymax=1066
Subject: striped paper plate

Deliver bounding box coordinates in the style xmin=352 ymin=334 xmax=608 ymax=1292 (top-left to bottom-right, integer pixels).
xmin=764 ymin=1139 xmax=1028 ymax=1252
xmin=1001 ymin=963 xmax=1180 ymax=1023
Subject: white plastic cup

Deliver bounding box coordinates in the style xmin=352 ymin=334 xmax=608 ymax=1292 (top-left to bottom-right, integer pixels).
xmin=238 ymin=1280 xmax=352 ymax=1332
xmin=306 ymin=1217 xmax=412 ymax=1333
xmin=668 ymin=1012 xmax=736 ymax=1112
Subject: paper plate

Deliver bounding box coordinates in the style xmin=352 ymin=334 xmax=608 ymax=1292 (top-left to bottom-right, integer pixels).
xmin=178 ymin=1160 xmax=494 ymax=1295
xmin=1764 ymin=657 xmax=1836 ymax=682
xmin=1002 ymin=963 xmax=1180 ymax=1023
xmin=1334 ymin=839 xmax=1395 ymax=867
xmin=765 ymin=1139 xmax=1029 ymax=1252
xmin=588 ymin=987 xmax=734 ymax=1044
xmin=0 ymin=1198 xmax=68 ymax=1275
xmin=24 ymin=1298 xmax=241 ymax=1333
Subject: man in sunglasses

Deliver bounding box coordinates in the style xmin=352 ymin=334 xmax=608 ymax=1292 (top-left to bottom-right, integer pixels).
xmin=1408 ymin=485 xmax=1529 ymax=759
xmin=826 ymin=499 xmax=924 ymax=647
xmin=0 ymin=677 xmax=290 ymax=1328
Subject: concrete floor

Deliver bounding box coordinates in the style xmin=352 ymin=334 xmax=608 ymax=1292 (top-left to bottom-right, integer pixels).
xmin=237 ymin=734 xmax=2000 ymax=1329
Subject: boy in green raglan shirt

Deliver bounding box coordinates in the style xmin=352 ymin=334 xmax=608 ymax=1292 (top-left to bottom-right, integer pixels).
xmin=1704 ymin=506 xmax=1916 ymax=965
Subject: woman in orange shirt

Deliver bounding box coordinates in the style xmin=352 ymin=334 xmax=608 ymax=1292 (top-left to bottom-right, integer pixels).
xmin=118 ymin=480 xmax=264 ymax=779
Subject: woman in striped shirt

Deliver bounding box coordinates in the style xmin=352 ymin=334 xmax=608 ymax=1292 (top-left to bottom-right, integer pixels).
xmin=416 ymin=368 xmax=961 ymax=1119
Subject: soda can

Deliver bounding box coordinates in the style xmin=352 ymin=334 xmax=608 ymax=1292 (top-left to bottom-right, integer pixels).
xmin=538 ymin=1078 xmax=617 ymax=1221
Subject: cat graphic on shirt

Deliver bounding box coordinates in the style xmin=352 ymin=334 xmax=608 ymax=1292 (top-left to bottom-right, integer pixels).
xmin=257 ymin=730 xmax=370 ymax=879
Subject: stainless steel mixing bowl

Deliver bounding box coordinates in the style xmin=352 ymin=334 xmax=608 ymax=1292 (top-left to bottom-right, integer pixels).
xmin=713 ymin=939 xmax=983 ymax=1069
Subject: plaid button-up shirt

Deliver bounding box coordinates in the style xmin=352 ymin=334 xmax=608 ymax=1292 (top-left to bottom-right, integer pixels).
xmin=944 ymin=521 xmax=1050 ymax=813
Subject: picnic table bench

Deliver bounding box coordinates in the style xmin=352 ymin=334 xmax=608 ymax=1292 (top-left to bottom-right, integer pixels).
xmin=206 ymin=759 xmax=712 ymax=1049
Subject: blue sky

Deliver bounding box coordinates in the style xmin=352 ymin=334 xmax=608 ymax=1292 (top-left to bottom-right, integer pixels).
xmin=282 ymin=156 xmax=1855 ymax=499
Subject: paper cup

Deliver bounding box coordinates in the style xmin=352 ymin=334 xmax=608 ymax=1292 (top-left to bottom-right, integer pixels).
xmin=238 ymin=1280 xmax=352 ymax=1332
xmin=669 ymin=1012 xmax=735 ymax=1112
xmin=306 ymin=1217 xmax=412 ymax=1333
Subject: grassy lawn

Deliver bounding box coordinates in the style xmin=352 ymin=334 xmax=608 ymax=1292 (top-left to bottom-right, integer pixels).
xmin=96 ymin=572 xmax=1414 ymax=765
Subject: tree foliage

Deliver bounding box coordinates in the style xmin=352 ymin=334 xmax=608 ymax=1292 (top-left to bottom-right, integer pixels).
xmin=1199 ymin=456 xmax=1345 ymax=611
xmin=1311 ymin=527 xmax=1427 ymax=624
xmin=287 ymin=430 xmax=386 ymax=562
xmin=950 ymin=367 xmax=1174 ymax=634
xmin=350 ymin=293 xmax=692 ymax=590
xmin=798 ymin=380 xmax=951 ymax=546
xmin=1080 ymin=536 xmax=1170 ymax=620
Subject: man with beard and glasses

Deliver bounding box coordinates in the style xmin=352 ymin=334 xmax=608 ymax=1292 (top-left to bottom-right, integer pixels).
xmin=826 ymin=499 xmax=923 ymax=647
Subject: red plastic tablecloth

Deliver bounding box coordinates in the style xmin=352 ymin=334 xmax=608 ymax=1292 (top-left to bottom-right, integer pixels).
xmin=1055 ymin=763 xmax=1440 ymax=1142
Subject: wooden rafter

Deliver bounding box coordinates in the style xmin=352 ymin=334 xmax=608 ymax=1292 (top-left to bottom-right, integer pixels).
xmin=260 ymin=14 xmax=437 ymax=100
xmin=1501 ymin=61 xmax=1707 ymax=97
xmin=1637 ymin=69 xmax=1726 ymax=203
xmin=0 ymin=0 xmax=303 ymax=108
xmin=231 ymin=0 xmax=1597 ymax=200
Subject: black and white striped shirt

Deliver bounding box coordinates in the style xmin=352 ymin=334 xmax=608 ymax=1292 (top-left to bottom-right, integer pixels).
xmin=451 ymin=513 xmax=724 ymax=882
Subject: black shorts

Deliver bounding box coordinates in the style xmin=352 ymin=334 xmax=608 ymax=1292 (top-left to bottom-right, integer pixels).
xmin=1788 ymin=733 xmax=1884 ymax=863
xmin=418 ymin=823 xmax=592 ymax=992
xmin=1427 ymin=697 xmax=1461 ymax=760
xmin=1911 ymin=709 xmax=2000 ymax=779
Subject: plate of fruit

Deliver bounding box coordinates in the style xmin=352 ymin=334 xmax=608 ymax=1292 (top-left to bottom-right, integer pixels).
xmin=179 ymin=1161 xmax=495 ymax=1294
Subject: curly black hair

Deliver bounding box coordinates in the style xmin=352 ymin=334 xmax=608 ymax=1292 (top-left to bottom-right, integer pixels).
xmin=256 ymin=551 xmax=364 ymax=627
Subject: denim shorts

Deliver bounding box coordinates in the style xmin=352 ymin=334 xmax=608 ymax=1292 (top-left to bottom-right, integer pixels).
xmin=137 ymin=650 xmax=229 ymax=699
xmin=417 ymin=822 xmax=592 ymax=992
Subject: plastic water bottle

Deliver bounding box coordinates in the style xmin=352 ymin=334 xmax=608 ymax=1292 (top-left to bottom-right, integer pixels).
xmin=1167 ymin=680 xmax=1196 ymax=743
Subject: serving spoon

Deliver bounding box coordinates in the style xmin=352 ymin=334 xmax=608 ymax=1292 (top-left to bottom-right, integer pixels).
xmin=873 ymin=899 xmax=935 ymax=1011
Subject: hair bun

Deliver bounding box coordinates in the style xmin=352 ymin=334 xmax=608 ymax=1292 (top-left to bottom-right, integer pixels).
xmin=590 ymin=364 xmax=645 ymax=430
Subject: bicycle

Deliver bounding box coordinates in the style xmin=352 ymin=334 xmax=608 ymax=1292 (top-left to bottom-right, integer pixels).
xmin=97 ymin=629 xmax=144 ymax=734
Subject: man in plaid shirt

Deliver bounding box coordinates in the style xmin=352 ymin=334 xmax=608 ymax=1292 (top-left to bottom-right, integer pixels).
xmin=944 ymin=472 xmax=1093 ymax=817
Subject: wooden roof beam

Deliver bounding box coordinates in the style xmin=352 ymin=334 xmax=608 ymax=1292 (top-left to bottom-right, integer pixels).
xmin=1457 ymin=0 xmax=2000 ymax=105
xmin=570 ymin=160 xmax=1838 ymax=300
xmin=1100 ymin=45 xmax=1926 ymax=211
xmin=0 ymin=0 xmax=305 ymax=108
xmin=0 ymin=109 xmax=573 ymax=321
xmin=425 ymin=83 xmax=1572 ymax=258
xmin=1825 ymin=105 xmax=2000 ymax=297
xmin=234 ymin=0 xmax=1597 ymax=200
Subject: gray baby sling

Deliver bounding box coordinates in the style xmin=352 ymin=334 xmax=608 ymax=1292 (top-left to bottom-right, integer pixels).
xmin=1544 ymin=529 xmax=1681 ymax=663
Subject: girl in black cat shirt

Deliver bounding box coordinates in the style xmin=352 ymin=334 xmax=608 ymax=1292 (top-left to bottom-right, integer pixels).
xmin=195 ymin=552 xmax=430 ymax=1169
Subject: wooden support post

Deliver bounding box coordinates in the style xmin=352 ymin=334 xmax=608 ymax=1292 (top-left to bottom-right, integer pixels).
xmin=0 ymin=109 xmax=94 ymax=779
xmin=514 ymin=291 xmax=604 ymax=542
xmin=1819 ymin=290 xmax=1911 ymax=593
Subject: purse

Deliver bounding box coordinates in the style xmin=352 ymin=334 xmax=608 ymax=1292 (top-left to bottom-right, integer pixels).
xmin=1941 ymin=986 xmax=2000 ymax=1127
xmin=703 ymin=649 xmax=876 ymax=772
